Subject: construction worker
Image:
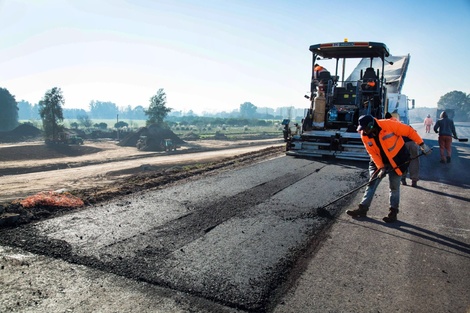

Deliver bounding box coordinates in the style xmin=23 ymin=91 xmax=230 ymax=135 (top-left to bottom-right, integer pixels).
xmin=434 ymin=111 xmax=458 ymax=163
xmin=313 ymin=64 xmax=328 ymax=80
xmin=346 ymin=115 xmax=431 ymax=223
xmin=283 ymin=123 xmax=290 ymax=141
xmin=312 ymin=64 xmax=330 ymax=93
xmin=424 ymin=114 xmax=433 ymax=133
xmin=367 ymin=81 xmax=376 ymax=87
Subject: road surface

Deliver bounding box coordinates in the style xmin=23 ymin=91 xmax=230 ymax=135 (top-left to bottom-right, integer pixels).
xmin=1 ymin=123 xmax=469 ymax=312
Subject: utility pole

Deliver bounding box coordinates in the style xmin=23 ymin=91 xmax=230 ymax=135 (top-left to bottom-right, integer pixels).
xmin=116 ymin=114 xmax=119 ymax=141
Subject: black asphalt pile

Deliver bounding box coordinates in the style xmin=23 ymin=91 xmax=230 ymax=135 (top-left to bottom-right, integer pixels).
xmin=0 ymin=124 xmax=42 ymax=142
xmin=118 ymin=124 xmax=185 ymax=149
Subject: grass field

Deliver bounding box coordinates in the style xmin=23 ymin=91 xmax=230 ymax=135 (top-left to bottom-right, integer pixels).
xmin=20 ymin=119 xmax=284 ymax=140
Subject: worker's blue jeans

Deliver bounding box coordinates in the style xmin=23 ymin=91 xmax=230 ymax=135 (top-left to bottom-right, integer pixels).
xmin=360 ymin=163 xmax=401 ymax=209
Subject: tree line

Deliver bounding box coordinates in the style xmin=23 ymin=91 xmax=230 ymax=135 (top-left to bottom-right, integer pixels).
xmin=0 ymin=85 xmax=293 ymax=133
xmin=0 ymin=86 xmax=279 ymax=139
xmin=16 ymin=99 xmax=147 ymax=121
xmin=2 ymin=86 xmax=468 ymax=135
xmin=0 ymin=87 xmax=172 ymax=140
xmin=15 ymin=99 xmax=293 ymax=122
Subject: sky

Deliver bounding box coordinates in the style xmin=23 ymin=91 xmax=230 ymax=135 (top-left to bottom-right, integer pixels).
xmin=1 ymin=0 xmax=469 ymax=115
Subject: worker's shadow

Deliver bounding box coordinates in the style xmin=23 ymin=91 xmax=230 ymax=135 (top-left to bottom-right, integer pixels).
xmin=419 ymin=138 xmax=470 ymax=188
xmin=351 ymin=217 xmax=470 ymax=257
xmin=415 ymin=185 xmax=470 ymax=203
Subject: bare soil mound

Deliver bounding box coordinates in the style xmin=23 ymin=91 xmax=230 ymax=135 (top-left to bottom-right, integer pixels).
xmin=118 ymin=124 xmax=185 ymax=149
xmin=0 ymin=124 xmax=42 ymax=142
xmin=0 ymin=144 xmax=102 ymax=161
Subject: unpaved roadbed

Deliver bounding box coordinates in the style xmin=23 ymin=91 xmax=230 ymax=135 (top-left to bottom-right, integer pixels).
xmin=0 ymin=139 xmax=285 ymax=227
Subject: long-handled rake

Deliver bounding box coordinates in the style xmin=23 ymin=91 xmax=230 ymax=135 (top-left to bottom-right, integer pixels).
xmin=315 ymin=151 xmax=430 ymax=211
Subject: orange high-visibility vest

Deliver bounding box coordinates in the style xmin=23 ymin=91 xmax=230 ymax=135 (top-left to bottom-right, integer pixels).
xmin=314 ymin=65 xmax=327 ymax=80
xmin=360 ymin=118 xmax=424 ymax=175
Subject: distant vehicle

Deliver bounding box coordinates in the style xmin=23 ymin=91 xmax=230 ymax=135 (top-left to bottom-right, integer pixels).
xmin=68 ymin=135 xmax=84 ymax=145
xmin=136 ymin=136 xmax=148 ymax=150
xmin=136 ymin=136 xmax=178 ymax=152
xmin=45 ymin=132 xmax=83 ymax=145
xmin=161 ymin=139 xmax=177 ymax=152
xmin=286 ymin=39 xmax=415 ymax=161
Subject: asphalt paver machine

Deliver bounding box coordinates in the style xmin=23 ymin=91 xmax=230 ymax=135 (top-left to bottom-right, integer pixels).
xmin=286 ymin=40 xmax=400 ymax=161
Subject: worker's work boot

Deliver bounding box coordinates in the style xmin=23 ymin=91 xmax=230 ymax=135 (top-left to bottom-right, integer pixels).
xmin=383 ymin=207 xmax=399 ymax=223
xmin=411 ymin=180 xmax=418 ymax=188
xmin=447 ymin=156 xmax=451 ymax=163
xmin=401 ymin=178 xmax=407 ymax=186
xmin=346 ymin=204 xmax=369 ymax=218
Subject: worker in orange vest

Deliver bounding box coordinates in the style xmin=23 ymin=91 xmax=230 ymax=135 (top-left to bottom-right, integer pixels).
xmin=313 ymin=64 xmax=328 ymax=79
xmin=366 ymin=81 xmax=376 ymax=88
xmin=346 ymin=115 xmax=431 ymax=223
xmin=312 ymin=64 xmax=330 ymax=92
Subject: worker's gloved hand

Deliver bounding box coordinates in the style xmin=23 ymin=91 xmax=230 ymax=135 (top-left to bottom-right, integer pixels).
xmin=420 ymin=143 xmax=432 ymax=155
xmin=378 ymin=168 xmax=387 ymax=179
xmin=453 ymin=136 xmax=459 ymax=140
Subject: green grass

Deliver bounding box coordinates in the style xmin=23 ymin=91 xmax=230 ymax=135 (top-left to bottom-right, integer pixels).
xmin=19 ymin=119 xmax=284 ymax=140
xmin=171 ymin=126 xmax=283 ymax=138
xmin=19 ymin=119 xmax=147 ymax=129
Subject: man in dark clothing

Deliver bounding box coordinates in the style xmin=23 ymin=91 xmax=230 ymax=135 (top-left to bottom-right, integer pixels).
xmin=434 ymin=111 xmax=458 ymax=163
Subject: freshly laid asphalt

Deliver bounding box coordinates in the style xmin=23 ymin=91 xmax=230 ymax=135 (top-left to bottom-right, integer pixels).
xmin=1 ymin=124 xmax=469 ymax=313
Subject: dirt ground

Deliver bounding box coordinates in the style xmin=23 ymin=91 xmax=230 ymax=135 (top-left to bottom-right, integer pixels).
xmin=0 ymin=139 xmax=285 ymax=227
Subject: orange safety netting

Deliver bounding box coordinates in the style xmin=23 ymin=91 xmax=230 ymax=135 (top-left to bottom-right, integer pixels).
xmin=19 ymin=191 xmax=84 ymax=208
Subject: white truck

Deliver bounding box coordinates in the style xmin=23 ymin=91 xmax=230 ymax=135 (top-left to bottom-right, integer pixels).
xmin=286 ymin=40 xmax=414 ymax=161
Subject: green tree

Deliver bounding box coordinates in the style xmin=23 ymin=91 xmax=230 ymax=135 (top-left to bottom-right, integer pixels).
xmin=115 ymin=121 xmax=129 ymax=128
xmin=0 ymin=87 xmax=19 ymax=131
xmin=38 ymin=87 xmax=65 ymax=141
xmin=77 ymin=114 xmax=93 ymax=128
xmin=437 ymin=90 xmax=470 ymax=121
xmin=145 ymin=88 xmax=172 ymax=126
xmin=239 ymin=102 xmax=257 ymax=119
xmin=94 ymin=122 xmax=108 ymax=129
